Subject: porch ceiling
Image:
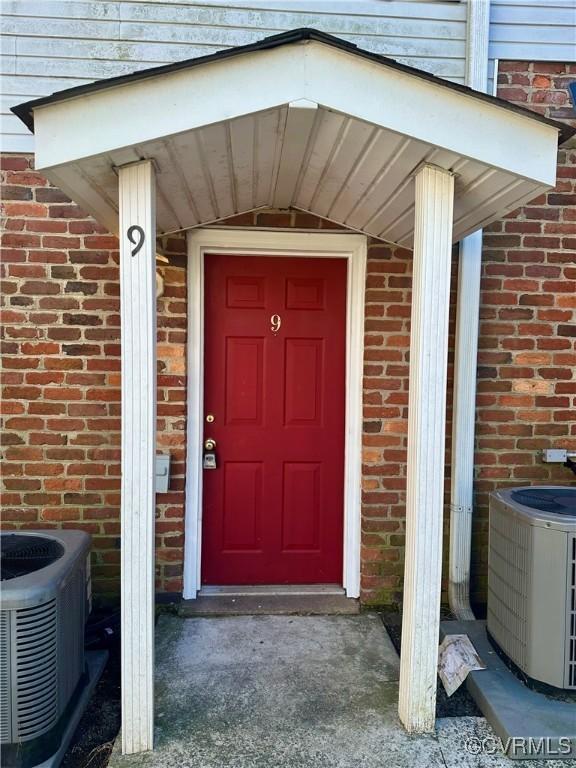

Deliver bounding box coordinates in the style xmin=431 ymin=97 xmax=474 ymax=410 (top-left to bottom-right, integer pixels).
xmin=14 ymin=29 xmax=568 ymax=248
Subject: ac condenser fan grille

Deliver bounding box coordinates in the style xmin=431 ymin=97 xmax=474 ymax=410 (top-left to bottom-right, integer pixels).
xmin=1 ymin=535 xmax=64 ymax=581
xmin=511 ymin=488 xmax=576 ymax=516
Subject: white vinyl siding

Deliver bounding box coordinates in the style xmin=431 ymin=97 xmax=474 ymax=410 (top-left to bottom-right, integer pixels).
xmin=2 ymin=0 xmax=468 ymax=152
xmin=1 ymin=0 xmax=575 ymax=153
xmin=490 ymin=0 xmax=576 ymax=63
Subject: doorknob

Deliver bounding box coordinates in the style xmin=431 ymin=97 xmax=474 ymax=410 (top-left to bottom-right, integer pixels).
xmin=204 ymin=438 xmax=216 ymax=451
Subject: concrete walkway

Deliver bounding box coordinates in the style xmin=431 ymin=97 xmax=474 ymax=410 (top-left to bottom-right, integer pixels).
xmin=109 ymin=615 xmax=574 ymax=768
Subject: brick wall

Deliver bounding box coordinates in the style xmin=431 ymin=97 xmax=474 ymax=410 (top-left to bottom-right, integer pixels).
xmin=1 ymin=61 xmax=574 ymax=606
xmin=360 ymin=239 xmax=460 ymax=604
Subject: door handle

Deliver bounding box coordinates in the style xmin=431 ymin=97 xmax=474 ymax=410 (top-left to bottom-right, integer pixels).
xmin=204 ymin=438 xmax=216 ymax=451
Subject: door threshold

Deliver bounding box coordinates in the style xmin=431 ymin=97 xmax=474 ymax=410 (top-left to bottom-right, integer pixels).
xmin=180 ymin=586 xmax=358 ymax=617
xmin=198 ymin=584 xmax=346 ymax=597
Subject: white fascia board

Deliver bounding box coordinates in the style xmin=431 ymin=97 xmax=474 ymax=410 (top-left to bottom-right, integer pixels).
xmin=302 ymin=43 xmax=559 ymax=187
xmin=33 ymin=44 xmax=307 ymax=170
xmin=33 ymin=40 xmax=559 ymax=188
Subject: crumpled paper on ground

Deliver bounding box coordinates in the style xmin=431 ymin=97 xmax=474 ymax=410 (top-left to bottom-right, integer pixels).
xmin=438 ymin=634 xmax=486 ymax=696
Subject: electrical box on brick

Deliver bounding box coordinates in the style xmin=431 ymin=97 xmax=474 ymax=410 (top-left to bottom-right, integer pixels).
xmin=155 ymin=454 xmax=170 ymax=494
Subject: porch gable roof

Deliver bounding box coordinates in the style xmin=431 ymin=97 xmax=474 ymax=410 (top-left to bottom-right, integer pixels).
xmin=12 ymin=28 xmax=570 ymax=247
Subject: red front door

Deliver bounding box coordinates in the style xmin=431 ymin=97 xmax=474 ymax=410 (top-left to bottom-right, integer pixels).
xmin=201 ymin=254 xmax=347 ymax=585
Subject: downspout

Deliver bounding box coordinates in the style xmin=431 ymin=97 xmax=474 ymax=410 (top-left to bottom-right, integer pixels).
xmin=448 ymin=0 xmax=491 ymax=620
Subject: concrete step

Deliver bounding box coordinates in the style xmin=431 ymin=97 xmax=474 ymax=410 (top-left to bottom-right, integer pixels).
xmin=179 ymin=593 xmax=359 ymax=616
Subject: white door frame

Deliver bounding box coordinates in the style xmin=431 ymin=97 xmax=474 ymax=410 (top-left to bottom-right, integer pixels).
xmin=183 ymin=228 xmax=367 ymax=599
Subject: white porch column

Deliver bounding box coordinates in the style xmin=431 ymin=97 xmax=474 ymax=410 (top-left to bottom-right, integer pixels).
xmin=119 ymin=160 xmax=157 ymax=754
xmin=399 ymin=164 xmax=454 ymax=733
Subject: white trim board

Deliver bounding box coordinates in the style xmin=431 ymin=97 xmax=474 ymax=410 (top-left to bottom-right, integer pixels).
xmin=184 ymin=228 xmax=367 ymax=599
xmin=198 ymin=585 xmax=346 ymax=597
xmin=33 ymin=41 xmax=558 ymax=185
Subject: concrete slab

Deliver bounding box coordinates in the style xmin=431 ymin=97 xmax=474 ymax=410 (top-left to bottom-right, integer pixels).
xmin=109 ymin=614 xmax=441 ymax=768
xmin=109 ymin=616 xmax=576 ymax=768
xmin=440 ymin=620 xmax=576 ymax=761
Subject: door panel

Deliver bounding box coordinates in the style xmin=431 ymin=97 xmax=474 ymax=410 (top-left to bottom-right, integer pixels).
xmin=222 ymin=462 xmax=262 ymax=551
xmin=284 ymin=338 xmax=323 ymax=426
xmin=202 ymin=254 xmax=346 ymax=585
xmin=281 ymin=462 xmax=321 ymax=552
xmin=224 ymin=338 xmax=264 ymax=425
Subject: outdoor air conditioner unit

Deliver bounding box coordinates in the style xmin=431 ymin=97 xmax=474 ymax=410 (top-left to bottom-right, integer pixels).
xmin=487 ymin=486 xmax=576 ymax=692
xmin=1 ymin=530 xmax=91 ymax=768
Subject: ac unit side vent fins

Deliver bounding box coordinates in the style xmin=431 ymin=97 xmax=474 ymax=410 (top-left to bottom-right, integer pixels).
xmin=487 ymin=488 xmax=576 ymax=692
xmin=15 ymin=599 xmax=59 ymax=740
xmin=1 ymin=529 xmax=91 ymax=756
xmin=569 ymin=536 xmax=576 ymax=687
xmin=0 ymin=612 xmax=10 ymax=742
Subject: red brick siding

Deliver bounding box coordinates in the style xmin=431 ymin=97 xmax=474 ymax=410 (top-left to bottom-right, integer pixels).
xmin=1 ymin=61 xmax=574 ymax=606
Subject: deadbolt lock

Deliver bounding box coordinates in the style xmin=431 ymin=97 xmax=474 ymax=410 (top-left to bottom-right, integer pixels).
xmin=206 ymin=414 xmax=215 ymax=423
xmin=204 ymin=438 xmax=216 ymax=451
